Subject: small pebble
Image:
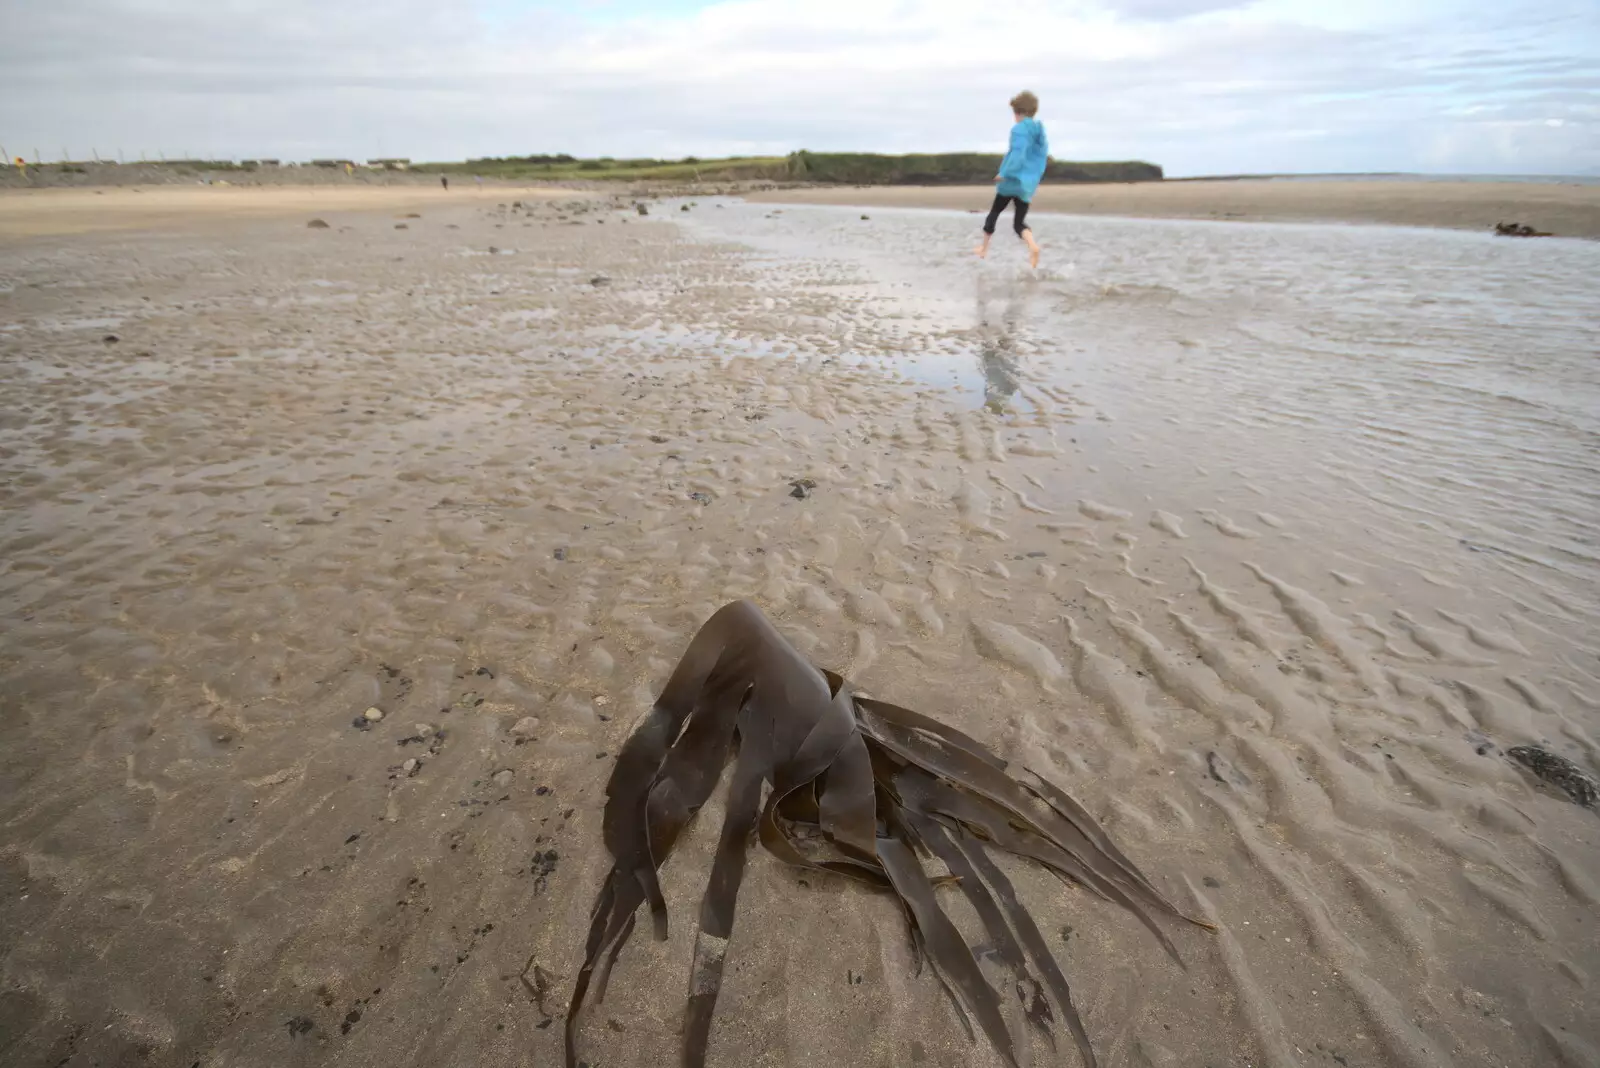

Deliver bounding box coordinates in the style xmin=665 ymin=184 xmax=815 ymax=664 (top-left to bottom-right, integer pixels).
xmin=363 ymin=707 xmax=385 ymax=722
xmin=493 ymin=769 xmax=515 ymax=787
xmin=414 ymin=723 xmax=434 ymax=735
xmin=402 ymin=758 xmax=418 ymax=773
xmin=511 ymin=716 xmax=540 ymax=736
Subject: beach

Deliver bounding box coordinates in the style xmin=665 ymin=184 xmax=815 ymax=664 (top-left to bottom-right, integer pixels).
xmin=2 ymin=185 xmax=1598 ymax=1068
xmin=749 ymin=178 xmax=1600 ymax=239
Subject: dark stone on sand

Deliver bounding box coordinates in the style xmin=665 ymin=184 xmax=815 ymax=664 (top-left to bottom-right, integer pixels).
xmin=394 ymin=223 xmax=408 ymax=229
xmin=789 ymin=478 xmax=817 ymax=499
xmin=531 ymin=849 xmax=559 ymax=892
xmin=680 ymin=204 xmax=691 ymax=212
xmin=861 ymin=214 xmax=870 ymax=220
xmin=1494 ymin=221 xmax=1551 ymax=237
xmin=306 ymin=219 xmax=330 ymax=229
xmin=590 ymin=275 xmax=610 ymax=286
xmin=1508 ymin=745 xmax=1598 ymax=807
xmin=553 ymin=547 xmax=567 ymax=561
xmin=636 ymin=202 xmax=649 ymax=216
xmin=103 ymin=334 xmax=119 ymax=343
xmin=1202 ymin=875 xmax=1222 ymax=887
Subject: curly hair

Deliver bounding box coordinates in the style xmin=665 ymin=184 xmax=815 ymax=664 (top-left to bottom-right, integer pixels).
xmin=1010 ymin=90 xmax=1039 ymax=117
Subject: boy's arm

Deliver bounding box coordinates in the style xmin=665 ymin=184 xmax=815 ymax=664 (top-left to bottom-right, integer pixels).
xmin=997 ymin=124 xmax=1027 ymax=180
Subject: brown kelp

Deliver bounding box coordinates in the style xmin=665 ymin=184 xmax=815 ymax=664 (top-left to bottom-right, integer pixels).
xmin=567 ymin=600 xmax=1209 ymax=1068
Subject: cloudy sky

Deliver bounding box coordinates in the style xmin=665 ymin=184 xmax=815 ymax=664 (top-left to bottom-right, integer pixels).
xmin=1 ymin=0 xmax=1595 ymax=175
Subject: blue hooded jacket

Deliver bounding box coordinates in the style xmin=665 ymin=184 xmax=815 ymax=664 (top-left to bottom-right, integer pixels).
xmin=996 ymin=117 xmax=1048 ymax=202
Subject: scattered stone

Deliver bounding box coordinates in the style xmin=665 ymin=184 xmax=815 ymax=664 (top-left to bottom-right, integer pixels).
xmin=363 ymin=706 xmax=385 ymax=722
xmin=306 ymin=219 xmax=330 ymax=229
xmin=511 ymin=716 xmax=540 ymax=737
xmin=394 ymin=223 xmax=408 ymax=230
xmin=493 ymin=769 xmax=515 ymax=787
xmin=553 ymin=547 xmax=567 ymax=561
xmin=488 ymin=246 xmax=499 ymax=254
xmin=1508 ymin=745 xmax=1598 ymax=807
xmin=402 ymin=757 xmax=419 ymax=774
xmin=789 ymin=478 xmax=817 ymax=500
xmin=688 ymin=491 xmax=712 ymax=505
xmin=531 ymin=849 xmax=559 ymax=892
xmin=860 ymin=214 xmax=870 ymax=221
xmin=102 ymin=334 xmax=120 ymax=344
xmin=635 ymin=202 xmax=649 ymax=216
xmin=1494 ymin=221 xmax=1552 ymax=238
xmin=590 ymin=275 xmax=610 ymax=286
xmin=680 ymin=204 xmax=691 ymax=212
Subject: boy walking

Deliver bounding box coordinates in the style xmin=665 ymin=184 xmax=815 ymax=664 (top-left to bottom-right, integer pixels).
xmin=976 ymin=91 xmax=1048 ymax=268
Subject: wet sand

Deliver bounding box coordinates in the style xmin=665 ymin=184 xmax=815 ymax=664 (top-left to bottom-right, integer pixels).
xmin=2 ymin=191 xmax=1598 ymax=1068
xmin=749 ymin=179 xmax=1600 ymax=238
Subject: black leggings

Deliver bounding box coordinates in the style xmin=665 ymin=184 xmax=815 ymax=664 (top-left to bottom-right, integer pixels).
xmin=983 ymin=194 xmax=1030 ymax=236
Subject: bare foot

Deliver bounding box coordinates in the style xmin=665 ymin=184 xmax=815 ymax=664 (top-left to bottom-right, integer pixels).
xmin=1029 ymin=244 xmax=1040 ymax=269
xmin=974 ymin=244 xmax=988 ymax=259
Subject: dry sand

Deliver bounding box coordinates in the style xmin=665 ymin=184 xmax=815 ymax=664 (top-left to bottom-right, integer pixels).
xmin=0 ymin=185 xmax=578 ymax=239
xmin=1 ymin=188 xmax=1598 ymax=1068
xmin=749 ymin=178 xmax=1600 ymax=239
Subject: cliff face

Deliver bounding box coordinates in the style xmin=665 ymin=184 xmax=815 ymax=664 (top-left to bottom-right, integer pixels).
xmin=786 ymin=152 xmax=1163 ymax=184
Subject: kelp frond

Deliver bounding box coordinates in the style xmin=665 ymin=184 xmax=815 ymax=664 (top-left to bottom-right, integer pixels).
xmin=566 ymin=600 xmax=1209 ymax=1068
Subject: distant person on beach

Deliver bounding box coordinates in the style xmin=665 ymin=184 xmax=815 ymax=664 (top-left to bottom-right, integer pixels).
xmin=975 ymin=91 xmax=1048 ymax=268
xmin=441 ymin=175 xmax=449 ymax=190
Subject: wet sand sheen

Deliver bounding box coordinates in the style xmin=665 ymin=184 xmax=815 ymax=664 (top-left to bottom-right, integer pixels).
xmin=1 ymin=191 xmax=1597 ymax=1068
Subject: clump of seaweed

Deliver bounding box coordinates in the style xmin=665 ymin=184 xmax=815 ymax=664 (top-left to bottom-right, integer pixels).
xmin=567 ymin=600 xmax=1209 ymax=1068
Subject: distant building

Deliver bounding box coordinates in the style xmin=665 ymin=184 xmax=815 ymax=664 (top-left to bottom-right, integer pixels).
xmin=242 ymin=159 xmax=280 ymax=168
xmin=309 ymin=159 xmax=353 ymax=169
xmin=368 ymin=158 xmax=411 ymax=171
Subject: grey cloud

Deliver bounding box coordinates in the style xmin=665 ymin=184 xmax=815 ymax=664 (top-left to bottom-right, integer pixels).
xmin=0 ymin=0 xmax=1593 ymax=175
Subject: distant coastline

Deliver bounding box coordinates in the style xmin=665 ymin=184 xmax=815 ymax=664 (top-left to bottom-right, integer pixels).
xmin=1170 ymin=172 xmax=1600 ymax=186
xmin=4 ymin=155 xmax=1595 ymax=193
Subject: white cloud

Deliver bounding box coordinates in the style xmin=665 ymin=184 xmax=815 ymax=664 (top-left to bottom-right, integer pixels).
xmin=0 ymin=0 xmax=1594 ymax=174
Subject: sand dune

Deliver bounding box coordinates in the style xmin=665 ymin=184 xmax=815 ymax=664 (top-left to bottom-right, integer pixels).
xmin=1 ymin=190 xmax=1597 ymax=1068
